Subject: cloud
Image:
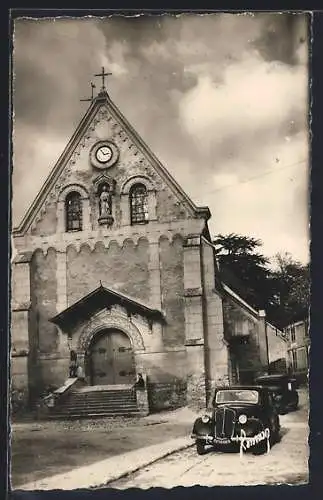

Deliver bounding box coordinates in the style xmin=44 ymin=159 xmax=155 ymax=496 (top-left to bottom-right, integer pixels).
xmin=11 ymin=13 xmax=310 ymax=263
xmin=178 ymin=50 xmax=307 ymax=170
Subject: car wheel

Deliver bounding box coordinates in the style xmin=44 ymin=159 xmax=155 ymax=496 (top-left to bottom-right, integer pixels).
xmin=196 ymin=439 xmax=207 ymax=455
xmin=270 ymin=424 xmax=281 ymax=445
xmin=252 ymin=439 xmax=268 ymax=455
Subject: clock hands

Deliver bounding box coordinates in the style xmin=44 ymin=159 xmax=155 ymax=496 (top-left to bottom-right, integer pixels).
xmin=101 ymin=149 xmax=111 ymax=158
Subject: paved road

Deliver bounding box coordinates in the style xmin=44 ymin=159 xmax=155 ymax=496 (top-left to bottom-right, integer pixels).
xmin=108 ymin=397 xmax=309 ymax=488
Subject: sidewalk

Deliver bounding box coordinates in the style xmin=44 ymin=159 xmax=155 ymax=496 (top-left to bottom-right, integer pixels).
xmin=13 ymin=392 xmax=309 ymax=491
xmin=16 ymin=436 xmax=194 ymax=491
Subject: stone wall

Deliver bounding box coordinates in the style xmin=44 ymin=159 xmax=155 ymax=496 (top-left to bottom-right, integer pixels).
xmin=66 ymin=238 xmax=150 ymax=305
xmin=147 ymin=380 xmax=187 ymax=411
xmin=267 ymin=323 xmax=288 ymax=371
xmin=156 ymin=189 xmax=188 ymax=223
xmin=159 ymin=235 xmax=185 ymax=347
xmin=135 ymin=349 xmax=188 ymax=411
xmin=37 ymin=355 xmax=70 ymax=390
xmin=201 ymin=237 xmax=230 ymax=397
xmin=30 ymin=202 xmax=57 ymax=237
xmin=11 ymin=97 xmax=213 ymax=413
xmin=24 ymin=103 xmax=193 ymax=239
xmin=11 ymin=355 xmax=29 ymax=414
xmin=30 ymin=248 xmax=59 ymax=353
xmin=223 ymin=296 xmax=263 ymax=383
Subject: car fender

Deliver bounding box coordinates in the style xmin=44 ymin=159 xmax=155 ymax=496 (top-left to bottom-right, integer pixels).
xmin=192 ymin=417 xmax=213 ymax=437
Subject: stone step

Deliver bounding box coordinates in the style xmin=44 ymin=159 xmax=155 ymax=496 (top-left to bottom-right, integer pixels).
xmin=56 ymin=403 xmax=137 ymax=411
xmin=48 ymin=410 xmax=141 ymax=420
xmin=49 ymin=387 xmax=139 ymax=420
xmin=74 ymin=389 xmax=135 ymax=393
xmin=50 ymin=405 xmax=139 ymax=414
xmin=63 ymin=398 xmax=137 ymax=405
xmin=57 ymin=403 xmax=138 ymax=412
xmin=68 ymin=394 xmax=136 ymax=400
xmin=58 ymin=395 xmax=137 ymax=404
xmin=66 ymin=394 xmax=136 ymax=401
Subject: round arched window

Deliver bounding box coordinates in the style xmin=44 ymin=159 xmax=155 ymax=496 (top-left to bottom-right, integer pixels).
xmin=65 ymin=191 xmax=83 ymax=232
xmin=129 ymin=184 xmax=149 ymax=224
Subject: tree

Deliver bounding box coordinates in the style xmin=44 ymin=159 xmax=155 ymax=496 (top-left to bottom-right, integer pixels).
xmin=213 ymin=236 xmax=310 ymax=329
xmin=267 ymin=253 xmax=310 ymax=328
xmin=213 ymin=233 xmax=270 ymax=309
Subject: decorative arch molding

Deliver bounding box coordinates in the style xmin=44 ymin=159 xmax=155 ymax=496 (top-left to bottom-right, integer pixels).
xmin=58 ymin=183 xmax=89 ymax=202
xmin=121 ymin=175 xmax=156 ymax=195
xmin=57 ymin=183 xmax=91 ymax=233
xmin=158 ymin=232 xmax=185 ymax=245
xmin=77 ymin=309 xmax=146 ymax=354
xmin=64 ymin=235 xmax=150 ymax=255
xmin=120 ymin=176 xmax=157 ymax=227
xmin=31 ymin=247 xmax=45 ymax=259
xmin=44 ymin=246 xmax=57 ymax=257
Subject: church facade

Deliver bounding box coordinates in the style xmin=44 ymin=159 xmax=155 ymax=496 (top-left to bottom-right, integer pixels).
xmin=11 ymin=80 xmax=287 ymax=414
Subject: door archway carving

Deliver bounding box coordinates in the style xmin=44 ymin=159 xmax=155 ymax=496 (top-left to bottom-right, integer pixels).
xmin=77 ymin=310 xmax=145 ymax=354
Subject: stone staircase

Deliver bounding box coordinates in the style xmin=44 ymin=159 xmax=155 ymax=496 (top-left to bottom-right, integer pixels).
xmin=48 ymin=384 xmax=140 ymax=419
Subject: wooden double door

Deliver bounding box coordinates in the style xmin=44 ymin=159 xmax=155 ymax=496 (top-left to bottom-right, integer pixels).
xmin=89 ymin=329 xmax=135 ymax=385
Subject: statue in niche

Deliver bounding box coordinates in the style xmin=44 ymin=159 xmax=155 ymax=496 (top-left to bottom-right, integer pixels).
xmin=98 ymin=183 xmax=114 ymax=226
xmin=99 ymin=184 xmax=112 ymax=218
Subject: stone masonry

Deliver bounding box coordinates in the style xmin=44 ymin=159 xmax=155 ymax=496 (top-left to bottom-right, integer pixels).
xmin=11 ymin=88 xmax=288 ymax=414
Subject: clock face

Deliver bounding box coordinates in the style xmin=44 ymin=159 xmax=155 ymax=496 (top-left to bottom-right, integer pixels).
xmin=96 ymin=146 xmax=113 ymax=163
xmin=90 ymin=141 xmax=119 ymax=169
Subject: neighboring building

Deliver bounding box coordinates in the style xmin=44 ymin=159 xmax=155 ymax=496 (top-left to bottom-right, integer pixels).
xmin=11 ymin=79 xmax=288 ymax=414
xmin=284 ymin=318 xmax=309 ymax=379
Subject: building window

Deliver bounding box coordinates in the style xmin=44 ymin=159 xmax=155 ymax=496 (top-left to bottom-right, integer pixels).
xmin=65 ymin=191 xmax=82 ymax=232
xmin=290 ymin=325 xmax=296 ymax=343
xmin=129 ymin=184 xmax=148 ymax=224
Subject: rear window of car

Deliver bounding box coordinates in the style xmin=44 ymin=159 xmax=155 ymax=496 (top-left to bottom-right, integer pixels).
xmin=215 ymin=390 xmax=259 ymax=404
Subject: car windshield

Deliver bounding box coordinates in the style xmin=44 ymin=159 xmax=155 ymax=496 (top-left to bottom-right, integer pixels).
xmin=215 ymin=389 xmax=259 ymax=404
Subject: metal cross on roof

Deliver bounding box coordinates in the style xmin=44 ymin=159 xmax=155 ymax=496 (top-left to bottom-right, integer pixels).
xmin=80 ymin=82 xmax=96 ymax=102
xmin=94 ymin=66 xmax=112 ymax=92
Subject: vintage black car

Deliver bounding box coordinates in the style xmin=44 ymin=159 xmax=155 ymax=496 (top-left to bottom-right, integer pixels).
xmin=191 ymin=386 xmax=280 ymax=455
xmin=254 ymin=374 xmax=299 ymax=414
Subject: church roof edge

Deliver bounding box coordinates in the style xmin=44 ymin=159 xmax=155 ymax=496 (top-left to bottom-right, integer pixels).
xmin=13 ymin=90 xmax=211 ymax=236
xmin=50 ymin=284 xmax=166 ymax=328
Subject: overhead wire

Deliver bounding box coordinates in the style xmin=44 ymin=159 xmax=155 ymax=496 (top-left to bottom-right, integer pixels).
xmin=190 ymin=158 xmax=308 ymax=198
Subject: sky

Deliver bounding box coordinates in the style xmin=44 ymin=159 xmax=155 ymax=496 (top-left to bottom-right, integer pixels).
xmin=12 ymin=13 xmax=310 ymax=265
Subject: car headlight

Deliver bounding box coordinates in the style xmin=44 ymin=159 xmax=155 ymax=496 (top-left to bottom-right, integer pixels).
xmin=238 ymin=414 xmax=247 ymax=424
xmin=201 ymin=414 xmax=210 ymax=423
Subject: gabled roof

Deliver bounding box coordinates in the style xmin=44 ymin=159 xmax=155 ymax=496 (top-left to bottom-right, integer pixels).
xmin=222 ymin=283 xmax=260 ymax=317
xmin=13 ymin=90 xmax=210 ymax=236
xmin=50 ymin=283 xmax=165 ymax=329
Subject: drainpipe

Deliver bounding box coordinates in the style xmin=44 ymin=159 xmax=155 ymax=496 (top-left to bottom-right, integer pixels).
xmin=258 ymin=310 xmax=270 ymax=374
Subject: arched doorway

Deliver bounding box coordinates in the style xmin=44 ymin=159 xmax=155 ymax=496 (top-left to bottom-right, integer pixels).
xmin=88 ymin=329 xmax=136 ymax=386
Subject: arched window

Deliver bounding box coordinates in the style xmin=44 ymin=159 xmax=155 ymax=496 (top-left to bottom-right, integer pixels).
xmin=65 ymin=191 xmax=82 ymax=232
xmin=129 ymin=184 xmax=149 ymax=224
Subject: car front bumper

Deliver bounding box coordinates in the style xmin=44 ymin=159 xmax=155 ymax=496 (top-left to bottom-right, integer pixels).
xmin=191 ymin=434 xmax=232 ymax=445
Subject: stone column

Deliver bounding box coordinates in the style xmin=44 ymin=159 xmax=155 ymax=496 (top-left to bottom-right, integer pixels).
xmin=186 ymin=345 xmax=207 ymax=410
xmin=258 ymin=310 xmax=269 ymax=373
xmin=183 ymin=235 xmax=204 ymax=343
xmin=56 ymin=250 xmax=67 ymax=312
xmin=11 ymin=257 xmax=32 ymax=412
xmin=183 ymin=235 xmax=207 ymax=408
xmin=148 ymin=240 xmax=162 ymax=309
